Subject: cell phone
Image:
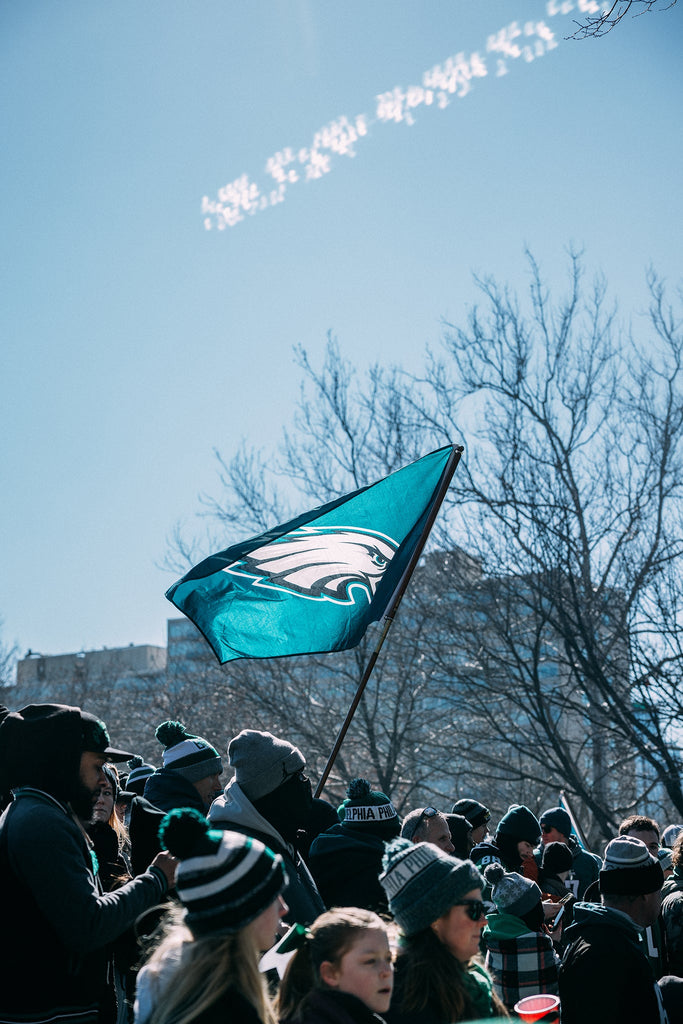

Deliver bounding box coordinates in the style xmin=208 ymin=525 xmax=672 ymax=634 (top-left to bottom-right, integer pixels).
xmin=548 ymin=905 xmax=565 ymax=930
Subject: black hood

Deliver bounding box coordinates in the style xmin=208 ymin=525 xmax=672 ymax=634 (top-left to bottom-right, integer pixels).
xmin=0 ymin=703 xmax=86 ymax=803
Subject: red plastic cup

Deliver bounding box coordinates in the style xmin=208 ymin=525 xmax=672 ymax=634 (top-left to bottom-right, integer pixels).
xmin=513 ymin=993 xmax=560 ymax=1021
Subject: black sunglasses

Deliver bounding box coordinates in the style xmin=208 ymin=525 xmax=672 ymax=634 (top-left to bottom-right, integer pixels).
xmin=420 ymin=806 xmax=439 ymax=821
xmin=452 ymin=899 xmax=487 ymax=921
xmin=541 ymin=824 xmax=554 ymax=834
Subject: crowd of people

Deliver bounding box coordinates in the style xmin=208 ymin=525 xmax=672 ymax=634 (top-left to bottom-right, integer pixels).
xmin=1 ymin=701 xmax=683 ymax=1023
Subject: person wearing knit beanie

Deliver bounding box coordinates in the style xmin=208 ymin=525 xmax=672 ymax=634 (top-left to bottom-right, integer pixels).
xmin=379 ymin=838 xmax=503 ymax=1021
xmin=338 ymin=777 xmax=400 ymax=835
xmin=559 ymin=836 xmax=666 ymax=1024
xmin=161 ymin=808 xmax=287 ymax=934
xmin=308 ymin=778 xmax=400 ymax=913
xmin=539 ymin=841 xmax=575 ymax=900
xmin=599 ymin=835 xmax=664 ymax=897
xmin=143 ymin=720 xmax=223 ymax=815
xmin=379 ymin=837 xmax=483 ymax=937
xmin=125 ymin=754 xmax=156 ymax=796
xmin=533 ymin=805 xmax=601 ymax=901
xmin=539 ymin=806 xmax=572 ymax=844
xmin=471 ymin=804 xmax=541 ymax=881
xmin=445 ymin=813 xmax=473 ymax=859
xmin=452 ymin=797 xmax=491 ymax=846
xmin=228 ymin=729 xmax=306 ymax=801
xmin=209 ymin=729 xmax=325 ymax=927
xmin=481 ymin=863 xmax=560 ymax=1011
xmin=134 ymin=808 xmax=287 ymax=1024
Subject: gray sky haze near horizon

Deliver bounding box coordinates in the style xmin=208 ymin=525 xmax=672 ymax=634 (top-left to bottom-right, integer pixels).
xmin=2 ymin=0 xmax=682 ymax=661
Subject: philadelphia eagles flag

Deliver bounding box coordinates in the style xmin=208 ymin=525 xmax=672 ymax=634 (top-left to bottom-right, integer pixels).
xmin=166 ymin=444 xmax=460 ymax=665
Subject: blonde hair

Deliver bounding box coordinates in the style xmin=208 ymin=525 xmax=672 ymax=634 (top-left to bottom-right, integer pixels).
xmin=142 ymin=907 xmax=276 ymax=1024
xmin=101 ymin=762 xmax=129 ymax=853
xmin=278 ymin=907 xmax=388 ymax=1022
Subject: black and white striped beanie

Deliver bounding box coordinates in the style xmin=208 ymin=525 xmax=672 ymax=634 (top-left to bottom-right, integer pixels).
xmin=126 ymin=755 xmax=156 ymax=794
xmin=159 ymin=808 xmax=287 ymax=935
xmin=599 ymin=835 xmax=664 ymax=896
xmin=155 ymin=721 xmax=222 ymax=783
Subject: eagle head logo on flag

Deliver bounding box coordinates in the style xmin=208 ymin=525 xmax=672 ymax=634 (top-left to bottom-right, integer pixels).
xmin=166 ymin=444 xmax=458 ymax=663
xmin=224 ymin=526 xmax=398 ymax=604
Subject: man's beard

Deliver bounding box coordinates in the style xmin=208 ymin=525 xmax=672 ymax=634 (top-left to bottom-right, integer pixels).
xmin=70 ymin=779 xmax=98 ymax=820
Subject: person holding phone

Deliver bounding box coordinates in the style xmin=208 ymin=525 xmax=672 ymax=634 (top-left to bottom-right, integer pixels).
xmin=481 ymin=863 xmax=561 ymax=1013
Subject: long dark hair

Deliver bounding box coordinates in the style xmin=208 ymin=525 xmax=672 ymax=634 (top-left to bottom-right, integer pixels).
xmin=396 ymin=928 xmax=507 ymax=1020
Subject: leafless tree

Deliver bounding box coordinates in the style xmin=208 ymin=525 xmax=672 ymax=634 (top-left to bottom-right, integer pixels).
xmin=173 ymin=254 xmax=683 ymax=840
xmin=0 ymin=620 xmax=18 ymax=694
xmin=396 ymin=251 xmax=683 ymax=837
xmin=567 ymin=0 xmax=676 ymax=39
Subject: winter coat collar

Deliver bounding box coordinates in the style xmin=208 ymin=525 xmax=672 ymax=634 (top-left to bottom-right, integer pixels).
xmin=10 ymin=785 xmax=70 ymax=815
xmin=483 ymin=910 xmax=539 ymax=940
xmin=565 ymin=901 xmax=643 ymax=941
xmin=209 ymin=779 xmax=292 ymax=854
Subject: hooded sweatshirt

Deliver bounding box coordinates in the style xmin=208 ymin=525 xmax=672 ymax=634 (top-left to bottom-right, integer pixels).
xmin=209 ymin=778 xmax=324 ymax=924
xmin=559 ymin=902 xmax=667 ymax=1024
xmin=0 ymin=705 xmax=169 ymax=1024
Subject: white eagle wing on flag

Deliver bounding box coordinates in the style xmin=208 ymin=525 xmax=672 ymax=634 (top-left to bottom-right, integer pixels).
xmin=223 ymin=527 xmax=399 ymax=603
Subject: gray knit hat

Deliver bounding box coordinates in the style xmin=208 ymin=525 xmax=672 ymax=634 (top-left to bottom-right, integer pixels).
xmin=484 ymin=863 xmax=542 ymax=918
xmin=662 ymin=825 xmax=683 ymax=848
xmin=380 ymin=837 xmax=483 ymax=936
xmin=599 ymin=836 xmax=664 ymax=896
xmin=659 ymin=848 xmax=674 ymax=873
xmin=155 ymin=721 xmax=223 ymax=783
xmin=228 ymin=729 xmax=305 ymax=801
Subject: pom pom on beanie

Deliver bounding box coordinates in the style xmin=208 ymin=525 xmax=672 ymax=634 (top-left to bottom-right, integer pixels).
xmin=158 ymin=808 xmax=286 ymax=935
xmin=155 ymin=721 xmax=222 ymax=784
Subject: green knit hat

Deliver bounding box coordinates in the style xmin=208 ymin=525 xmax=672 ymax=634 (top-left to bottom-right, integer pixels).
xmin=496 ymin=804 xmax=541 ymax=845
xmin=338 ymin=777 xmax=400 ymax=836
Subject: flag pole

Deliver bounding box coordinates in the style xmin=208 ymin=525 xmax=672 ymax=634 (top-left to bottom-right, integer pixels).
xmin=314 ymin=444 xmax=463 ymax=798
xmin=559 ymin=789 xmax=590 ymax=849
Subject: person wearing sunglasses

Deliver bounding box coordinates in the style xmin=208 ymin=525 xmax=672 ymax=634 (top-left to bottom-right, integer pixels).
xmin=400 ymin=806 xmax=455 ymax=854
xmin=379 ymin=838 xmax=507 ymax=1022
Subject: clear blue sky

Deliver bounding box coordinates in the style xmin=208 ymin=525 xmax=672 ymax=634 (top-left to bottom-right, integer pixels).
xmin=2 ymin=0 xmax=681 ymax=661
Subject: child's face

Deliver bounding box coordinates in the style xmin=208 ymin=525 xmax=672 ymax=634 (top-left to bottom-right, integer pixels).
xmin=321 ymin=928 xmax=394 ymax=1013
xmin=517 ymin=840 xmax=535 ymax=860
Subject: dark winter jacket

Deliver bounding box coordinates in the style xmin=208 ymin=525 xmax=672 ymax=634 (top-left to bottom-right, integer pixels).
xmin=209 ymin=780 xmax=324 ymax=925
xmin=559 ymin=903 xmax=667 ymax=1024
xmin=662 ymin=888 xmax=683 ymax=977
xmin=0 ymin=787 xmax=169 ymax=1024
xmin=308 ymin=824 xmax=391 ymax=912
xmin=533 ymin=835 xmax=600 ymax=899
xmin=143 ymin=767 xmax=206 ymax=814
xmin=282 ymin=989 xmax=387 ymax=1024
xmin=662 ymin=864 xmax=683 ymax=900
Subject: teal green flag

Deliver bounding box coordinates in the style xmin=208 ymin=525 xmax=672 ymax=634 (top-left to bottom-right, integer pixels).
xmin=166 ymin=445 xmax=455 ymax=663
